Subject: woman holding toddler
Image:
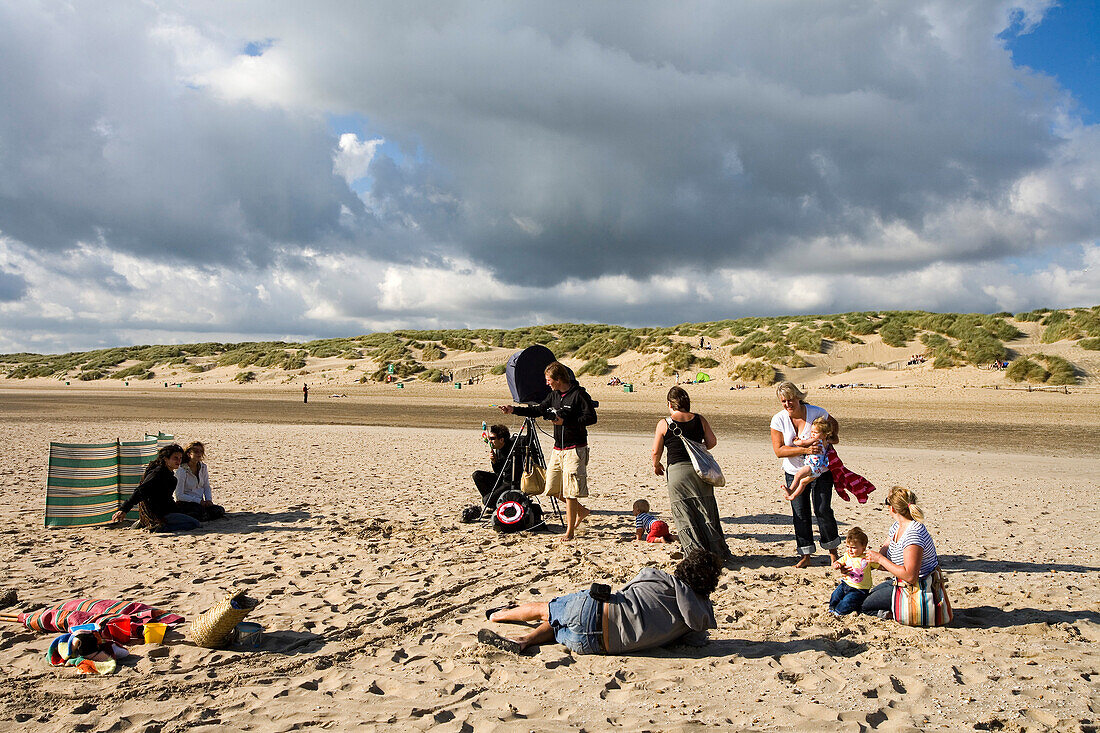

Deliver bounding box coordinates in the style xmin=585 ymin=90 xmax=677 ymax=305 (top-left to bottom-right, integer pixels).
xmin=770 ymin=381 xmax=841 ymax=567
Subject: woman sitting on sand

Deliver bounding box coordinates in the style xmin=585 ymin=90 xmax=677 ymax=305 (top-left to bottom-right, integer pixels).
xmin=478 ymin=549 xmax=719 ymax=655
xmin=652 ymin=386 xmax=730 ymax=559
xmin=111 ymin=444 xmax=201 ymax=531
xmin=174 ymin=441 xmax=226 ymax=521
xmin=770 ymin=382 xmax=841 ymax=567
xmin=860 ymin=487 xmax=941 ymax=619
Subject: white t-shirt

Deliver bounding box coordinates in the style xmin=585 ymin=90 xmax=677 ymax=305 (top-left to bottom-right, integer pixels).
xmin=770 ymin=403 xmax=829 ymax=474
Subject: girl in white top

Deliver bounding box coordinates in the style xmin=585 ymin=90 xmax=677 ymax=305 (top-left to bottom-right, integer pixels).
xmin=173 ymin=441 xmax=226 ymax=521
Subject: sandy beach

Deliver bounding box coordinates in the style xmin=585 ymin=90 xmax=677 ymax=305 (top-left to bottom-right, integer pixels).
xmin=1 ymin=384 xmax=1098 ymax=731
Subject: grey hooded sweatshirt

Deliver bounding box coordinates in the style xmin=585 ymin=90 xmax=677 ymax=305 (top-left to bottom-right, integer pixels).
xmin=605 ymin=568 xmax=717 ymax=653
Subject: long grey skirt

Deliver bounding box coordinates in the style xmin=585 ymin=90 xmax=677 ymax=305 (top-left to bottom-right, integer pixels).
xmin=666 ymin=461 xmax=730 ymax=559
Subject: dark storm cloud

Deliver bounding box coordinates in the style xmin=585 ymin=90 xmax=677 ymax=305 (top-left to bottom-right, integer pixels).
xmin=0 ymin=0 xmax=1097 ymax=355
xmin=196 ymin=0 xmax=1083 ymax=285
xmin=0 ymin=2 xmax=369 ymax=268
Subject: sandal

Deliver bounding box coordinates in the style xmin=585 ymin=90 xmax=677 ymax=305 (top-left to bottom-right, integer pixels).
xmin=477 ymin=629 xmax=523 ymax=654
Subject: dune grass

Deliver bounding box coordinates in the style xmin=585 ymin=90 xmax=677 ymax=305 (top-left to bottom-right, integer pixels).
xmin=1 ymin=308 xmax=1095 ymax=382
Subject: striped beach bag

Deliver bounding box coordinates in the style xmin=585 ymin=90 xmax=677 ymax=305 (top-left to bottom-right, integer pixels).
xmin=892 ymin=567 xmax=952 ymax=627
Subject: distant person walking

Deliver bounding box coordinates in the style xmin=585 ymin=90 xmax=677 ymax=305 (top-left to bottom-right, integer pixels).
xmin=303 ymin=384 xmax=309 ymax=404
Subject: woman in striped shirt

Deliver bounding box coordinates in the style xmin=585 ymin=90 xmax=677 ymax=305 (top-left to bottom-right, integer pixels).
xmin=861 ymin=487 xmax=940 ymax=618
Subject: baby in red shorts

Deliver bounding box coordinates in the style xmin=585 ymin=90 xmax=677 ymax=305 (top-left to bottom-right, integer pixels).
xmin=632 ymin=499 xmax=677 ymax=543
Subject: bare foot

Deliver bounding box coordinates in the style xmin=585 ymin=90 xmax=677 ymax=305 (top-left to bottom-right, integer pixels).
xmin=557 ymin=535 xmax=574 ymax=544
xmin=793 ymin=555 xmax=812 ymax=569
xmin=828 ymin=550 xmax=839 ymax=563
xmin=576 ymin=506 xmax=591 ymax=524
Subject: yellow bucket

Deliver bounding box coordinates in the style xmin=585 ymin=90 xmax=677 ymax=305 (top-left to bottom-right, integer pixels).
xmin=143 ymin=622 xmax=167 ymax=644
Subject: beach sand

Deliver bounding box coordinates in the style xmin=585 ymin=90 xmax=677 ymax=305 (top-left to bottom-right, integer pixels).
xmin=0 ymin=385 xmax=1097 ymax=731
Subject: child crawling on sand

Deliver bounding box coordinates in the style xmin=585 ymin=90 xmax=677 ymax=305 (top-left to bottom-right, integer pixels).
xmin=632 ymin=499 xmax=677 ymax=543
xmin=830 ymin=527 xmax=878 ymax=615
xmin=784 ymin=415 xmax=837 ymax=501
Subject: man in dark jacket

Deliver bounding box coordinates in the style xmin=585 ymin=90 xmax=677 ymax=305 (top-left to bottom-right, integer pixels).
xmin=500 ymin=361 xmax=597 ymax=542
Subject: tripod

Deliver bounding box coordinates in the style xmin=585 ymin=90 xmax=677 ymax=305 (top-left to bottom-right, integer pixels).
xmin=483 ymin=416 xmax=563 ymax=526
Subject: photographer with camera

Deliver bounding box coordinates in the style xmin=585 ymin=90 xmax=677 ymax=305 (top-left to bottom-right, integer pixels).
xmin=472 ymin=424 xmax=521 ymax=507
xmin=478 ymin=548 xmax=720 ymax=655
xmin=499 ymin=361 xmax=597 ymax=542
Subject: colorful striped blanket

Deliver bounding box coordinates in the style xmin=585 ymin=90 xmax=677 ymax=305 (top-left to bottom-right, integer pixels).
xmin=827 ymin=446 xmax=876 ymax=504
xmin=19 ymin=599 xmax=184 ymax=642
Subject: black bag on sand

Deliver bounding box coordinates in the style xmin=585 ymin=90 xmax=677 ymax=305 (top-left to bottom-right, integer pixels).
xmin=492 ymin=490 xmax=542 ymax=533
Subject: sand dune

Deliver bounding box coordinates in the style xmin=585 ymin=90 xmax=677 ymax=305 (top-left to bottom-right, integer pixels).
xmin=0 ymin=388 xmax=1097 ymax=731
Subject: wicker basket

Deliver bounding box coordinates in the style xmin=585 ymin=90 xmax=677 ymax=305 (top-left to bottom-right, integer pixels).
xmin=188 ymin=591 xmax=260 ymax=648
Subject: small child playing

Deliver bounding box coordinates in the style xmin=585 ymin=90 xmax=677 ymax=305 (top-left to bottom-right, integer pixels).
xmin=830 ymin=527 xmax=877 ymax=615
xmin=784 ymin=415 xmax=837 ymax=501
xmin=632 ymin=499 xmax=676 ymax=543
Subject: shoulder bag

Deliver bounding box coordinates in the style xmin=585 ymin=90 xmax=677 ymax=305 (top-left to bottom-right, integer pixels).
xmin=666 ymin=418 xmax=725 ymax=487
xmin=891 ymin=566 xmax=952 ymax=627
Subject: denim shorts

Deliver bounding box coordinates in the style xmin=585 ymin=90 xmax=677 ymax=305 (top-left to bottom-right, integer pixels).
xmin=547 ymin=590 xmax=603 ymax=655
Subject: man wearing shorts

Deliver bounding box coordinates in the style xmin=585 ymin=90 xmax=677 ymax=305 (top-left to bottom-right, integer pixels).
xmin=500 ymin=361 xmax=598 ymax=542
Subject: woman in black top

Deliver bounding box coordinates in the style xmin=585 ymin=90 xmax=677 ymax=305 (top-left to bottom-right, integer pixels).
xmin=651 ymin=387 xmax=730 ymax=559
xmin=111 ymin=444 xmax=201 ymax=531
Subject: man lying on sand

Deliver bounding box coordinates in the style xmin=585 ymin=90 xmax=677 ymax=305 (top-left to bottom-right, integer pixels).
xmin=478 ymin=549 xmax=719 ymax=655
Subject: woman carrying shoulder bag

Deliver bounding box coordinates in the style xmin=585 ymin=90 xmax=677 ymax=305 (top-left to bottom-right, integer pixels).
xmin=652 ymin=387 xmax=731 ymax=560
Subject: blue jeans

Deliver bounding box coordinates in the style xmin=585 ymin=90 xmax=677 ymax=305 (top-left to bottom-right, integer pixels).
xmin=860 ymin=580 xmax=895 ymax=615
xmin=548 ymin=590 xmax=603 ymax=655
xmin=158 ymin=513 xmax=202 ymax=531
xmin=830 ymin=583 xmax=868 ymax=615
xmin=785 ymin=471 xmax=840 ymax=555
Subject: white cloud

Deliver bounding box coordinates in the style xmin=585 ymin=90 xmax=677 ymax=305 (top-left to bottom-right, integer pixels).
xmin=333 ymin=133 xmax=384 ymax=185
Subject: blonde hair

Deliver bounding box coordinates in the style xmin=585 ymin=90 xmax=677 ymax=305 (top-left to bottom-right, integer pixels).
xmin=632 ymin=499 xmax=650 ymax=515
xmin=776 ymin=381 xmax=806 ymax=402
xmin=810 ymin=415 xmax=838 ymax=443
xmin=887 ymin=486 xmax=924 ymax=522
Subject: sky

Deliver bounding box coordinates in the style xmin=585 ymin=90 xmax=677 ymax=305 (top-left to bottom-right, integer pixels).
xmin=0 ymin=1 xmax=1098 ymax=354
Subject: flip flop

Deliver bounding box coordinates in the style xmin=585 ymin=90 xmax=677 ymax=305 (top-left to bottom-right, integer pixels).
xmin=477 ymin=629 xmax=523 ymax=654
xmin=484 ymin=606 xmax=505 ymax=621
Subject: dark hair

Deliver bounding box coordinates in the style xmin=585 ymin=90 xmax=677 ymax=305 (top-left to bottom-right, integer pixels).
xmin=544 ymin=361 xmax=572 ymax=383
xmin=632 ymin=498 xmax=650 ymax=514
xmin=673 ymin=548 xmax=722 ymax=597
xmin=144 ymin=443 xmax=185 ymax=477
xmin=667 ymin=386 xmax=690 ymax=412
xmin=489 ymin=425 xmax=510 ymax=440
xmin=70 ymin=632 xmax=101 ymax=657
